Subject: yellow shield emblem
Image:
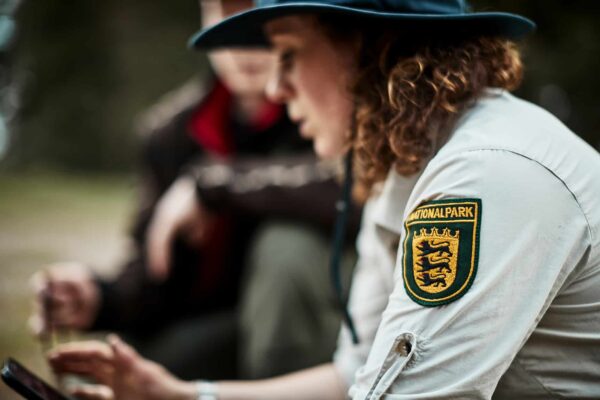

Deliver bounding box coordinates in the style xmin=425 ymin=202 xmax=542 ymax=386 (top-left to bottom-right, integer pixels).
xmin=412 ymin=228 xmax=460 ymax=294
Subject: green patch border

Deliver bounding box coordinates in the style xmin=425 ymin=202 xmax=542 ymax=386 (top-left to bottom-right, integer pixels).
xmin=402 ymin=198 xmax=482 ymax=307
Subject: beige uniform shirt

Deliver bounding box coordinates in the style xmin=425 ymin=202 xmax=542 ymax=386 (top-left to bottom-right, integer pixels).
xmin=334 ymin=90 xmax=600 ymax=399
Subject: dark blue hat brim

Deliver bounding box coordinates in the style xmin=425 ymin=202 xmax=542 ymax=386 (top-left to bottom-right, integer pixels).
xmin=189 ymin=3 xmax=535 ymax=50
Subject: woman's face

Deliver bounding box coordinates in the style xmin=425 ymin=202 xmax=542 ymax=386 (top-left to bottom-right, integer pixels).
xmin=264 ymin=16 xmax=357 ymax=158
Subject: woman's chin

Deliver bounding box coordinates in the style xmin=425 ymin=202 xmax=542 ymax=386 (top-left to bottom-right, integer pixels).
xmin=314 ymin=141 xmax=344 ymax=159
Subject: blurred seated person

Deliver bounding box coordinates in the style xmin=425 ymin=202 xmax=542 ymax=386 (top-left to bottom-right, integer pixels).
xmin=29 ymin=0 xmax=360 ymax=381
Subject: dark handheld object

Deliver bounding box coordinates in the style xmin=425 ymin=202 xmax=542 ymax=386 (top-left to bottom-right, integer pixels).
xmin=1 ymin=358 xmax=73 ymax=400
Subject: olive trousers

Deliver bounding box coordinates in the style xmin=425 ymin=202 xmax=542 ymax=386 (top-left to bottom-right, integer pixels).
xmin=129 ymin=220 xmax=355 ymax=380
xmin=239 ymin=220 xmax=355 ymax=378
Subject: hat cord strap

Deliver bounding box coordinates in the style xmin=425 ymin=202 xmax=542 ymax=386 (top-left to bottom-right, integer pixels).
xmin=330 ymin=149 xmax=360 ymax=345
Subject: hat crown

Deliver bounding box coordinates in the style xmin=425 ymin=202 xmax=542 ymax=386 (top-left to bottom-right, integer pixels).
xmin=256 ymin=0 xmax=469 ymax=15
xmin=191 ymin=0 xmax=534 ymax=50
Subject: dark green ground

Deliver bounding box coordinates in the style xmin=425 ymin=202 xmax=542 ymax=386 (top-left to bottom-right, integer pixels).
xmin=0 ymin=172 xmax=133 ymax=399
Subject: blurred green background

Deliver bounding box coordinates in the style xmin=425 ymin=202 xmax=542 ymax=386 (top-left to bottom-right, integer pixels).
xmin=4 ymin=0 xmax=207 ymax=170
xmin=1 ymin=1 xmax=207 ymax=398
xmin=0 ymin=0 xmax=599 ymax=399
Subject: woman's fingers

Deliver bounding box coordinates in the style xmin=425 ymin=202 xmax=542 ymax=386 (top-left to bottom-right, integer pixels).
xmin=49 ymin=359 xmax=114 ymax=385
xmin=48 ymin=340 xmax=113 ymax=362
xmin=69 ymin=383 xmax=114 ymax=400
xmin=47 ymin=340 xmax=114 ymax=381
xmin=108 ymin=334 xmax=138 ymax=370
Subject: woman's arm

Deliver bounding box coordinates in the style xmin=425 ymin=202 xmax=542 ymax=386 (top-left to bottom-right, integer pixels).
xmin=214 ymin=363 xmax=347 ymax=400
xmin=48 ymin=336 xmax=348 ymax=400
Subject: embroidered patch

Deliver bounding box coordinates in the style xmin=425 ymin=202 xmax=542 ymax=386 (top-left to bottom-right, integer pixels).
xmin=403 ymin=199 xmax=481 ymax=307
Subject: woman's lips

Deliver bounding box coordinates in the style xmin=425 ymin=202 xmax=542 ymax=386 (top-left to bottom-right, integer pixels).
xmin=298 ymin=121 xmax=312 ymax=138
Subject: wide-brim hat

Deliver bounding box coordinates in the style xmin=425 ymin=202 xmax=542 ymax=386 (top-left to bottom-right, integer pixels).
xmin=189 ymin=0 xmax=535 ymax=50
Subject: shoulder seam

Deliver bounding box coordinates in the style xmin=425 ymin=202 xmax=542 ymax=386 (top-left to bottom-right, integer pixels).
xmin=463 ymin=148 xmax=594 ymax=246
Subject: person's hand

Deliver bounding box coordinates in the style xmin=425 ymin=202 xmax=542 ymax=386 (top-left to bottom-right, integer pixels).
xmin=47 ymin=335 xmax=197 ymax=400
xmin=29 ymin=263 xmax=100 ymax=336
xmin=147 ymin=176 xmax=213 ymax=281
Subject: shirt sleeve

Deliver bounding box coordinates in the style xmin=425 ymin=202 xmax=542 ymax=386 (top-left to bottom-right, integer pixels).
xmin=349 ymin=149 xmax=591 ymax=399
xmin=334 ymin=200 xmax=395 ymax=387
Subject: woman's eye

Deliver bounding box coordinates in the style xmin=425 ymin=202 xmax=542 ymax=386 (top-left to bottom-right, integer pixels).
xmin=279 ymin=50 xmax=295 ymax=69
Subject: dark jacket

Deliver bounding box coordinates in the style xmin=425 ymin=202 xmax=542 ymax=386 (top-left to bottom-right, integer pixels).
xmin=92 ymin=77 xmax=361 ymax=333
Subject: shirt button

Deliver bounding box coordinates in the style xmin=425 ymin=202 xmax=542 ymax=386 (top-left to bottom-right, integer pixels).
xmin=395 ymin=339 xmax=412 ymax=357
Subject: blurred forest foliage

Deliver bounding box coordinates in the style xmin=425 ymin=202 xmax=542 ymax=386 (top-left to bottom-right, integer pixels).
xmin=3 ymin=0 xmax=207 ymax=170
xmin=2 ymin=0 xmax=600 ymax=171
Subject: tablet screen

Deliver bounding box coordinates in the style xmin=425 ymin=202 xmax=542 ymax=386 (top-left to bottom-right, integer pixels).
xmin=2 ymin=358 xmax=71 ymax=400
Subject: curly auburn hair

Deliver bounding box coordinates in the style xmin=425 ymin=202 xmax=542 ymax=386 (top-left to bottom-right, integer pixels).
xmin=321 ymin=19 xmax=524 ymax=201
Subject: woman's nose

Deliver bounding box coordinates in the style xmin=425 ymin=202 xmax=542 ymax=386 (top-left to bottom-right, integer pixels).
xmin=265 ymin=71 xmax=291 ymax=104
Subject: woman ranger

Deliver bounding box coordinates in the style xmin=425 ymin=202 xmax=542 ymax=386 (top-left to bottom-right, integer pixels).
xmin=49 ymin=0 xmax=600 ymax=398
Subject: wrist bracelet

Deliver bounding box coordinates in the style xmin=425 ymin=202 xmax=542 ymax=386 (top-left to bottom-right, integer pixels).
xmin=196 ymin=381 xmax=218 ymax=400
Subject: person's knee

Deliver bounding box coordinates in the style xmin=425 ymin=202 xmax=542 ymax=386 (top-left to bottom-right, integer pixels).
xmin=247 ymin=220 xmax=330 ymax=285
xmin=240 ymin=220 xmax=331 ymax=334
xmin=239 ymin=221 xmax=356 ymax=378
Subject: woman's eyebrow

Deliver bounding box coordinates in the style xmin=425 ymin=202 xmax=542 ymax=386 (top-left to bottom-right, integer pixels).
xmin=265 ymin=18 xmax=310 ymax=36
xmin=265 ymin=26 xmax=295 ymax=36
xmin=266 ymin=25 xmax=296 ymax=36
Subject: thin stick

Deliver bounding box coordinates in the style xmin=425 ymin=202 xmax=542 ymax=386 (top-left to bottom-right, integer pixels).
xmin=40 ymin=270 xmax=59 ymax=352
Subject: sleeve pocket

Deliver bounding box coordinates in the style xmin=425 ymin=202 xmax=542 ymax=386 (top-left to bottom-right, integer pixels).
xmin=364 ymin=332 xmax=418 ymax=400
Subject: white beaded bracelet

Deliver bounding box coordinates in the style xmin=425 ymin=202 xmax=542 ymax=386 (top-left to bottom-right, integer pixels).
xmin=196 ymin=380 xmax=218 ymax=400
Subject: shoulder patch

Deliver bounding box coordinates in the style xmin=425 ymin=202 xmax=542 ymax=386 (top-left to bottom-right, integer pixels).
xmin=403 ymin=199 xmax=481 ymax=307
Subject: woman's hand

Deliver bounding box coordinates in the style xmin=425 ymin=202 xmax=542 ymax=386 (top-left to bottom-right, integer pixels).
xmin=47 ymin=335 xmax=197 ymax=400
